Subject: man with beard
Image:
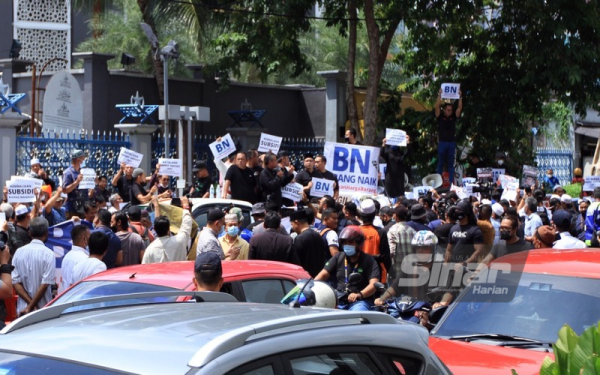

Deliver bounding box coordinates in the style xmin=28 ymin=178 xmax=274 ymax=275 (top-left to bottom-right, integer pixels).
xmin=223 ymin=152 xmax=259 ymax=203
xmin=475 ymin=216 xmax=532 ymax=270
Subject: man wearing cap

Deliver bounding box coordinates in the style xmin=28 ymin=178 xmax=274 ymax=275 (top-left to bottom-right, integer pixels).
xmin=491 ymin=203 xmax=504 ymax=245
xmin=26 ymin=158 xmax=42 ymax=180
xmin=249 ymin=212 xmax=300 ymax=265
xmin=42 ymin=187 xmax=67 ymax=227
xmin=445 ymin=200 xmax=485 ymax=267
xmin=294 ymin=153 xmax=317 ymax=199
xmin=218 ymin=207 xmax=252 ymax=243
xmin=11 ymin=217 xmax=55 ymax=316
xmin=219 ymin=213 xmax=249 ymax=261
xmin=14 ymin=205 xmax=32 ymax=246
xmin=112 ymin=162 xmax=135 ymax=203
xmin=223 ymin=152 xmax=259 ymax=203
xmin=62 ymin=149 xmax=87 ymax=218
xmin=190 ymin=161 xmax=211 ymax=198
xmin=314 ymin=155 xmax=339 ymax=200
xmin=143 ymin=196 xmax=193 ymax=263
xmin=247 ymin=203 xmax=266 ymax=232
xmin=553 ymin=210 xmax=586 ymax=249
xmin=193 ymin=252 xmax=224 ymax=292
xmin=291 ymin=209 xmax=329 ymax=277
xmin=195 ymin=207 xmax=227 ymax=260
xmin=406 ymin=204 xmax=432 ymax=233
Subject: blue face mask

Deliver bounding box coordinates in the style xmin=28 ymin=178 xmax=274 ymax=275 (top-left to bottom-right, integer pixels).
xmin=227 ymin=226 xmax=239 ymax=237
xmin=343 ymin=245 xmax=357 ymax=257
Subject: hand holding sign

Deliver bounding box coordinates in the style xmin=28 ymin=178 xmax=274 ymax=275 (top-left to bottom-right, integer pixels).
xmin=385 ymin=129 xmax=407 ymax=147
xmin=79 ymin=168 xmax=96 ymax=190
xmin=117 ymin=148 xmax=143 ymax=168
xmin=257 ymin=133 xmax=283 ymax=154
xmin=209 ymin=134 xmax=236 ymax=160
xmin=310 ymin=178 xmax=334 ymax=198
xmin=158 ymin=158 xmax=183 ymax=178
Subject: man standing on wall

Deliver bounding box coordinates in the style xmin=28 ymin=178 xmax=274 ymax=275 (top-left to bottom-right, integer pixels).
xmin=434 ymin=87 xmax=463 ymax=184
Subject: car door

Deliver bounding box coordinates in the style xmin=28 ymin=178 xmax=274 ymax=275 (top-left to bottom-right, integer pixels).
xmin=227 ymin=278 xmax=296 ymax=304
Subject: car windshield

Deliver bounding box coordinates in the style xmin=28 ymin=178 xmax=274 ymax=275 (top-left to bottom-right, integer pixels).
xmin=53 ymin=281 xmax=180 ymax=313
xmin=433 ymin=273 xmax=600 ymax=344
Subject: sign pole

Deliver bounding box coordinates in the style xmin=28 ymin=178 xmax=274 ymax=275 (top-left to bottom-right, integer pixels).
xmin=162 ymin=55 xmax=169 ymax=157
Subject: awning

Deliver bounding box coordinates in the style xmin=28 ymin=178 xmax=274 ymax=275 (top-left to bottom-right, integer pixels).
xmin=575 ymin=126 xmax=600 ymax=139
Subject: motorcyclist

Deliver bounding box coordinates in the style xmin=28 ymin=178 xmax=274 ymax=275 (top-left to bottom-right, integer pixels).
xmin=315 ymin=226 xmax=380 ymax=311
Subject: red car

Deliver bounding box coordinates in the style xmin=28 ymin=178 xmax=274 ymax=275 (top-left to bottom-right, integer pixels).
xmin=48 ymin=260 xmax=310 ymax=308
xmin=429 ymin=249 xmax=600 ymax=374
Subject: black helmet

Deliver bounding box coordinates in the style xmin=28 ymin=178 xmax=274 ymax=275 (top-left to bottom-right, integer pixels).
xmin=339 ymin=225 xmax=365 ymax=247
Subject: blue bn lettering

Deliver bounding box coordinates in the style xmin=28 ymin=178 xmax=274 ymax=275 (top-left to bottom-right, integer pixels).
xmin=215 ymin=139 xmax=230 ymax=153
xmin=316 ymin=181 xmax=330 ymax=191
xmin=333 ymin=147 xmax=370 ymax=174
xmin=444 ymin=86 xmax=457 ymax=94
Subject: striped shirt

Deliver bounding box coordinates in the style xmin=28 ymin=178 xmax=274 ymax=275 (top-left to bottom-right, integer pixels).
xmin=11 ymin=239 xmax=56 ymax=312
xmin=196 ymin=226 xmax=225 ymax=260
xmin=387 ymin=222 xmax=416 ymax=282
xmin=71 ymin=258 xmax=107 ymax=284
xmin=59 ymin=245 xmax=89 ymax=293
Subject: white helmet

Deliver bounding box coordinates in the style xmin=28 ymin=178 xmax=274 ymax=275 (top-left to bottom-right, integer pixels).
xmin=280 ymin=280 xmax=338 ymax=309
xmin=412 ymin=230 xmax=438 ymax=248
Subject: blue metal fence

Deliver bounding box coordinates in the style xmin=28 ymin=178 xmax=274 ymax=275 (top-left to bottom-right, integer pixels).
xmin=535 ymin=147 xmax=573 ymax=185
xmin=16 ymin=130 xmax=130 ymax=186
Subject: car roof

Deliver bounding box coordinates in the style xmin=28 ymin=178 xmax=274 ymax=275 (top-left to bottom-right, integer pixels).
xmin=78 ymin=260 xmax=310 ymax=289
xmin=493 ymin=249 xmax=600 ymax=279
xmin=0 ymin=302 xmax=407 ymax=374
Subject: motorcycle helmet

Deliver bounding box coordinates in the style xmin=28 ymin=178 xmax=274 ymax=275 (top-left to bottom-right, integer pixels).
xmin=280 ymin=280 xmax=338 ymax=309
xmin=411 ymin=230 xmax=438 ymax=264
xmin=338 ymin=225 xmax=365 ymax=247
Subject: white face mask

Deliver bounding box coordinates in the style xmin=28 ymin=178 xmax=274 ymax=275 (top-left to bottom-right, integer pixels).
xmin=497 ymin=160 xmax=504 ymax=166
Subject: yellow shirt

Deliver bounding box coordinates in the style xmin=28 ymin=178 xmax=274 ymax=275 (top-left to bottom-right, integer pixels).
xmin=219 ymin=235 xmax=249 ymax=260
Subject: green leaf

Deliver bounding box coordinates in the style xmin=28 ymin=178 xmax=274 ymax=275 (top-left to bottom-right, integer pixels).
xmin=555 ymin=325 xmax=579 ymax=374
xmin=540 ymin=356 xmax=559 ymax=375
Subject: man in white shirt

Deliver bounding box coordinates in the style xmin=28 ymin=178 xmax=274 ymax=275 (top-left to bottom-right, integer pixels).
xmin=552 ymin=210 xmax=586 ymax=249
xmin=71 ymin=231 xmax=108 ymax=284
xmin=142 ymin=196 xmax=193 ymax=264
xmin=524 ymin=197 xmax=543 ymax=242
xmin=59 ymin=225 xmax=90 ymax=293
xmin=11 ymin=217 xmax=55 ymax=316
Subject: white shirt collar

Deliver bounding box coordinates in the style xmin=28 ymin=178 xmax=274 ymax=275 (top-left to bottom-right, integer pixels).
xmin=71 ymin=245 xmax=90 ymax=255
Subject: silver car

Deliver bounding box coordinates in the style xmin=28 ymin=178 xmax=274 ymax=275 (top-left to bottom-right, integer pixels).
xmin=0 ymin=292 xmax=450 ymax=374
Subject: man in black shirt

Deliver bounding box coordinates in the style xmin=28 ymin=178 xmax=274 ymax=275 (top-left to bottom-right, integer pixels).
xmin=345 ymin=128 xmax=362 ymax=145
xmin=381 ymin=136 xmax=410 ymax=198
xmin=290 ymin=209 xmax=329 ymax=278
xmin=190 ymin=161 xmax=211 ymax=198
xmin=112 ymin=162 xmax=135 ymax=203
xmin=247 ymin=203 xmax=266 ymax=231
xmin=434 ymin=87 xmax=463 ymax=184
xmin=434 ymin=206 xmax=457 ymax=254
xmin=314 ymin=155 xmax=339 ymax=200
xmin=249 ymin=212 xmax=299 ymax=265
xmin=445 ymin=200 xmax=484 ymax=267
xmin=294 ymin=153 xmax=318 ymax=199
xmin=14 ymin=205 xmax=32 ymax=246
xmin=259 ymin=153 xmax=286 ymax=206
xmin=130 ymin=168 xmax=158 ymax=206
xmin=223 ymin=152 xmax=258 ymax=203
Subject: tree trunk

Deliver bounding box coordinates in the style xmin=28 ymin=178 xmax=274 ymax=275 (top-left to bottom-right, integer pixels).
xmin=363 ymin=0 xmax=381 ymax=146
xmin=137 ymin=0 xmax=165 ymax=102
xmin=346 ymin=0 xmax=360 ymax=137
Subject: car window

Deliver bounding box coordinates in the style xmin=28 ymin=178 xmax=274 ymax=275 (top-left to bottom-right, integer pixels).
xmin=195 ymin=213 xmax=208 ymax=229
xmin=0 ymin=351 xmax=119 ymax=374
xmin=54 ymin=281 xmax=180 ymax=312
xmin=288 ymin=352 xmax=382 ymax=375
xmin=220 ymin=282 xmax=234 ymax=295
xmin=242 ymin=279 xmax=289 ymax=304
xmin=372 ymin=349 xmax=424 ymax=375
xmin=282 ymin=280 xmax=295 ymax=294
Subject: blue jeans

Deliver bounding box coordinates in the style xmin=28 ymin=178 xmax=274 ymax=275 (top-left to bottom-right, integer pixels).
xmin=338 ymin=300 xmax=374 ymax=311
xmin=437 ymin=141 xmax=456 ymax=183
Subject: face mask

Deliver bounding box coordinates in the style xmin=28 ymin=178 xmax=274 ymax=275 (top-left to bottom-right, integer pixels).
xmin=500 ymin=230 xmax=512 ymax=240
xmin=497 ymin=160 xmax=504 ymax=166
xmin=343 ymin=245 xmax=357 ymax=257
xmin=345 ymin=137 xmax=350 ymax=143
xmin=227 ymin=226 xmax=239 ymax=237
xmin=81 ymin=160 xmax=87 ymax=168
xmin=547 ymin=174 xmax=553 ymax=178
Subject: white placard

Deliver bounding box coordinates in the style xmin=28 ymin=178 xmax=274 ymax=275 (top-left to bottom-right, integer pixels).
xmin=11 ymin=175 xmax=43 ymax=189
xmin=176 ymin=179 xmax=186 ymax=189
xmin=498 ymin=174 xmax=518 ymax=189
xmin=465 ymin=183 xmax=479 ymax=197
xmin=501 ymin=181 xmax=520 ymax=201
xmin=462 ymin=177 xmax=476 ymax=185
xmin=158 ymin=158 xmax=183 ymax=178
xmin=42 ymin=70 xmax=83 ymax=133
xmin=257 ymin=133 xmax=283 ymax=153
xmin=6 ymin=179 xmax=37 ymax=203
xmin=282 ymin=182 xmax=303 ymax=202
xmin=79 ymin=168 xmax=96 ymax=190
xmin=492 ymin=169 xmax=505 ymax=183
xmin=0 ymin=213 xmax=5 ymax=227
xmin=280 ymin=217 xmax=291 ymax=233
xmin=413 ymin=186 xmax=430 ymax=197
xmin=322 ymin=142 xmax=380 ymax=196
xmin=117 ymin=147 xmax=143 ymax=168
xmin=310 ymin=178 xmax=335 ymax=198
xmin=583 ymin=176 xmax=600 ymax=192
xmin=209 ymin=134 xmax=236 ymax=160
xmin=441 ymin=83 xmax=461 ymax=99
xmin=385 ymin=129 xmax=407 ymax=147
xmin=379 ymin=163 xmax=387 ymax=181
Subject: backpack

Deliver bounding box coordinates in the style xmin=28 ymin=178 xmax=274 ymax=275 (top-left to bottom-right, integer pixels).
xmin=131 ymin=224 xmax=150 ymax=248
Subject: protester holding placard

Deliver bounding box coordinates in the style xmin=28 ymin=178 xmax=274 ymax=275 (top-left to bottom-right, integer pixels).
xmin=294 ymin=153 xmax=318 ymax=199
xmin=62 ymin=149 xmax=87 ymax=218
xmin=112 ymin=162 xmax=135 ymax=203
xmin=381 ymin=136 xmax=410 ymax=198
xmin=42 ymin=188 xmax=67 ymax=227
xmin=130 ymin=168 xmax=160 ymax=206
xmin=314 ymin=155 xmax=339 ymax=200
xmin=434 ymin=87 xmax=463 ymax=184
xmin=223 ymin=152 xmax=259 ymax=203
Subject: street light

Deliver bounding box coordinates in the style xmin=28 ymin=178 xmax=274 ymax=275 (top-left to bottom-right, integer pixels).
xmin=140 ymin=23 xmax=179 ymax=156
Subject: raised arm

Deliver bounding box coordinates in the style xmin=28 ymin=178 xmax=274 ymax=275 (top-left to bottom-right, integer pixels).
xmin=434 ymin=88 xmax=442 ymax=118
xmin=455 ymin=90 xmax=463 ymax=117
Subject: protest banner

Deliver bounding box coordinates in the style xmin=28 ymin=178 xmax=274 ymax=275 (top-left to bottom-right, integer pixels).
xmin=583 ymin=176 xmax=600 ymax=192
xmin=6 ymin=179 xmax=37 ymax=203
xmin=379 ymin=163 xmax=387 ymax=181
xmin=492 ymin=169 xmax=505 ymax=183
xmin=441 ymin=83 xmax=460 ymax=99
xmin=79 ymin=168 xmax=96 ymax=190
xmin=522 ymin=165 xmax=538 ymax=187
xmin=11 ymin=175 xmax=43 ymax=189
xmin=158 ymin=158 xmax=183 ymax=178
xmin=477 ymin=168 xmax=494 ymax=183
xmin=209 ymin=134 xmax=236 ymax=160
xmin=501 ymin=181 xmax=520 ymax=202
xmin=323 ymin=142 xmax=380 ymax=196
xmin=385 ymin=128 xmax=407 ymax=147
xmin=498 ymin=174 xmax=518 ymax=189
xmin=310 ymin=178 xmax=335 ymax=198
xmin=257 ymin=133 xmax=283 ymax=154
xmin=282 ymin=182 xmax=303 ymax=202
xmin=117 ymin=147 xmax=143 ymax=168
xmin=462 ymin=177 xmax=476 ymax=185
